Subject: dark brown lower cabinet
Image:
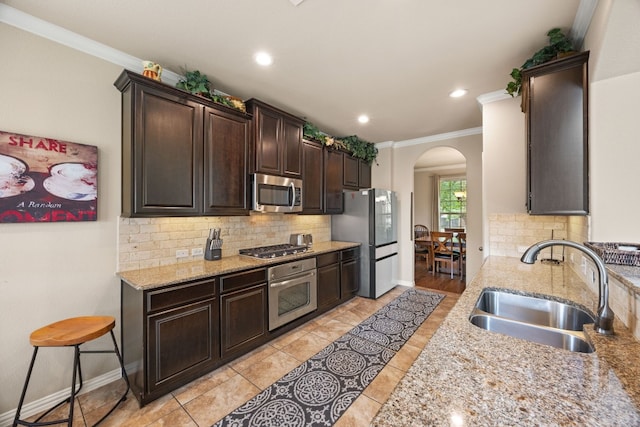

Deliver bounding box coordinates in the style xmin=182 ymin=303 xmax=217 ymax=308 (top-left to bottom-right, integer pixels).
xmin=317 ymin=252 xmax=341 ymax=310
xmin=121 ymin=278 xmax=218 ymax=405
xmin=120 ymin=248 xmax=358 ymax=407
xmin=148 ymin=298 xmax=218 ymax=391
xmin=340 ymin=247 xmax=360 ymax=299
xmin=220 ymin=284 xmax=268 ymax=358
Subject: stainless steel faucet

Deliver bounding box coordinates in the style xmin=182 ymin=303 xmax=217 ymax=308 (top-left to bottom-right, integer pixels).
xmin=521 ymin=239 xmax=615 ymax=335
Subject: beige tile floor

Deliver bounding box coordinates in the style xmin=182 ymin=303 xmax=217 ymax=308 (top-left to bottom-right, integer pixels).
xmin=25 ymin=286 xmax=459 ymax=427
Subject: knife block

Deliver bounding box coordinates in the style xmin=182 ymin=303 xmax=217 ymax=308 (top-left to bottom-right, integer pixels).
xmin=205 ymin=239 xmax=222 ymax=261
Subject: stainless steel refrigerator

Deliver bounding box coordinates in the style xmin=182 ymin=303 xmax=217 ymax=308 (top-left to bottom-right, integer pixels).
xmin=331 ymin=189 xmax=398 ymax=299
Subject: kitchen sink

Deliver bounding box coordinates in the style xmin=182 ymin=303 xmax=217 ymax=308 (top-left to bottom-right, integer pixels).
xmin=469 ymin=288 xmax=596 ymax=353
xmin=469 ymin=313 xmax=595 ymax=353
xmin=474 ymin=289 xmax=595 ymax=331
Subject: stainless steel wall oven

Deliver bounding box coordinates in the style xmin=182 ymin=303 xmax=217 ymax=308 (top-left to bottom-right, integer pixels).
xmin=267 ymin=258 xmax=317 ymax=330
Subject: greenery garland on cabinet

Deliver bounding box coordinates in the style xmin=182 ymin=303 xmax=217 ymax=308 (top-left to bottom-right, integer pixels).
xmin=176 ymin=69 xmax=246 ymax=112
xmin=303 ymin=122 xmax=378 ymax=165
xmin=174 ymin=69 xmax=379 ymax=165
xmin=506 ymin=28 xmax=576 ymax=97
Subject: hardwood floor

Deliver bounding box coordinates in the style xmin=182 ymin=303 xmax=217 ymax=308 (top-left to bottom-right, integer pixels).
xmin=414 ymin=256 xmax=466 ymax=294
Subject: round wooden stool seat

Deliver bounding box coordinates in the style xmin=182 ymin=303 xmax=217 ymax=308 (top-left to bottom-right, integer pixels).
xmin=29 ymin=316 xmax=116 ymax=347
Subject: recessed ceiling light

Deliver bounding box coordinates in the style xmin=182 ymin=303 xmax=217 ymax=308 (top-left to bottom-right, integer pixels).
xmin=358 ymin=115 xmax=370 ymax=124
xmin=449 ymin=89 xmax=468 ymax=98
xmin=254 ymin=52 xmax=273 ymax=66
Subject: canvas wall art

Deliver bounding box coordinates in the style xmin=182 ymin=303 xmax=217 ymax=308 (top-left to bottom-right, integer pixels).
xmin=0 ymin=130 xmax=98 ymax=223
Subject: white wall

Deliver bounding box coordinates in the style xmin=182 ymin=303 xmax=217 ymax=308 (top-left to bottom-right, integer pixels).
xmin=589 ymin=72 xmax=640 ymax=242
xmin=0 ymin=23 xmax=123 ymax=414
xmin=413 ymin=171 xmax=433 ymax=229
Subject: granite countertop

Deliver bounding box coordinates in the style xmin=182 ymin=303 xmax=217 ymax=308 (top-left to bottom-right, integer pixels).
xmin=373 ymin=256 xmax=640 ymax=426
xmin=117 ymin=241 xmax=360 ymax=290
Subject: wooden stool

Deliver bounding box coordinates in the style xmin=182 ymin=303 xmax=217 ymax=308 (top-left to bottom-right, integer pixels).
xmin=13 ymin=316 xmax=130 ymax=427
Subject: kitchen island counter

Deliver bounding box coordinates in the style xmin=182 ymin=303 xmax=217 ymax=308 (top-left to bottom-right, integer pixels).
xmin=373 ymin=256 xmax=640 ymax=426
xmin=118 ymin=241 xmax=359 ymax=290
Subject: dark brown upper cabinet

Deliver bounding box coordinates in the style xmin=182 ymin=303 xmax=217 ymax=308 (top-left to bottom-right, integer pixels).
xmin=343 ymin=154 xmax=359 ymax=190
xmin=359 ymin=159 xmax=372 ymax=189
xmin=245 ymin=99 xmax=304 ymax=178
xmin=522 ymin=51 xmax=589 ymax=215
xmin=302 ymin=139 xmax=324 ymax=214
xmin=324 ymin=148 xmax=344 ymax=214
xmin=115 ymin=70 xmax=251 ymax=217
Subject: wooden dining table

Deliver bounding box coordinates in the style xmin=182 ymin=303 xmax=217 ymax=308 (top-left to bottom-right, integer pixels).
xmin=415 ymin=234 xmax=465 ymax=275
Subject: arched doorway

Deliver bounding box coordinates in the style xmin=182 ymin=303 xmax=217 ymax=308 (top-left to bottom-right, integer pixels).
xmin=413 ymin=147 xmax=467 ymax=291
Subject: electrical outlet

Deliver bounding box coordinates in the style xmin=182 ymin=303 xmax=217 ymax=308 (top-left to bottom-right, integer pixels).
xmin=176 ymin=249 xmax=189 ymax=258
xmin=590 ymin=268 xmax=597 ymax=284
xmin=191 ymin=247 xmax=203 ymax=256
xmin=581 ymin=256 xmax=587 ymax=274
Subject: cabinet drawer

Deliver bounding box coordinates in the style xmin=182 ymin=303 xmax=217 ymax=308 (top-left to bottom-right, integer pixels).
xmin=220 ymin=268 xmax=267 ymax=293
xmin=317 ymin=251 xmax=339 ymax=268
xmin=341 ymin=247 xmax=359 ymax=262
xmin=146 ymin=279 xmax=216 ymax=313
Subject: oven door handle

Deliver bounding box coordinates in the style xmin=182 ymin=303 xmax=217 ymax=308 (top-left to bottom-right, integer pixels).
xmin=270 ymin=271 xmax=316 ymax=289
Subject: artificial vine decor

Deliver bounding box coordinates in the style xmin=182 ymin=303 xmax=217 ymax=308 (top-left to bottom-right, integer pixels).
xmin=506 ymin=28 xmax=575 ymax=97
xmin=303 ymin=122 xmax=378 ymax=165
xmin=176 ymin=69 xmax=246 ymax=112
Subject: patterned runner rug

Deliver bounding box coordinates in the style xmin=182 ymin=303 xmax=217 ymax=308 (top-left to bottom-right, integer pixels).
xmin=212 ymin=288 xmax=444 ymax=427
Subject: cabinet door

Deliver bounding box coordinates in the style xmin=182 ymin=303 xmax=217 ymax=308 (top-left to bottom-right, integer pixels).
xmin=343 ymin=154 xmax=359 ymax=189
xmin=524 ymin=51 xmax=589 ymax=215
xmin=282 ymin=116 xmax=303 ymax=178
xmin=341 ymin=248 xmax=360 ymax=300
xmin=302 ymin=140 xmax=324 ymax=214
xmin=317 ymin=252 xmax=340 ymax=310
xmin=131 ymin=84 xmax=203 ymax=216
xmin=203 ymin=106 xmax=250 ymax=215
xmin=253 ymin=105 xmax=282 ymax=175
xmin=220 ymin=284 xmax=268 ymax=358
xmin=358 ymin=160 xmax=371 ymax=189
xmin=324 ymin=149 xmax=344 ymax=214
xmin=147 ymin=298 xmax=218 ymax=392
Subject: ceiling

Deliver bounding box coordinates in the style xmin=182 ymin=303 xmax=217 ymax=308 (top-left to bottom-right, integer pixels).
xmin=2 ymin=0 xmax=583 ymax=144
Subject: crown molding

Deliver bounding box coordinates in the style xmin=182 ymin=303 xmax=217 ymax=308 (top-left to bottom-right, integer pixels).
xmin=414 ymin=163 xmax=467 ymax=174
xmin=374 ymin=141 xmax=394 ymax=149
xmin=393 ymin=127 xmax=482 ymax=149
xmin=476 ymin=90 xmax=512 ymax=106
xmin=0 ymin=3 xmax=182 ymax=86
xmin=571 ymin=0 xmax=598 ymax=50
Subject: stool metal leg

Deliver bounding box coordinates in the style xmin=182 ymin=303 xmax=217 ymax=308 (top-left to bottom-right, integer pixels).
xmin=13 ymin=347 xmax=39 ymax=427
xmin=14 ymin=345 xmax=79 ymax=427
xmin=14 ymin=329 xmax=130 ymax=427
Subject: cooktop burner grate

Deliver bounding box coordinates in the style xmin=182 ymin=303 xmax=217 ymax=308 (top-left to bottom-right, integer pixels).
xmin=239 ymin=243 xmax=309 ymax=259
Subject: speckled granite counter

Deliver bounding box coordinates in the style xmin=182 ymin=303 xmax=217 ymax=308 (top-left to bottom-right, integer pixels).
xmin=118 ymin=241 xmax=359 ymax=290
xmin=373 ymin=256 xmax=640 ymax=426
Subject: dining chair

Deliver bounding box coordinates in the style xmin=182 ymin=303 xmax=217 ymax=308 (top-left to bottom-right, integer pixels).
xmin=430 ymin=231 xmax=460 ymax=279
xmin=444 ymin=227 xmax=465 ymax=233
xmin=457 ymin=232 xmax=467 ymax=281
xmin=414 ymin=224 xmax=430 ymax=263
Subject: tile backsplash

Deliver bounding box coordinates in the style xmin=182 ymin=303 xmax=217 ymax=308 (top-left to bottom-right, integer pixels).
xmin=488 ymin=213 xmax=569 ymax=260
xmin=118 ymin=213 xmax=330 ymax=271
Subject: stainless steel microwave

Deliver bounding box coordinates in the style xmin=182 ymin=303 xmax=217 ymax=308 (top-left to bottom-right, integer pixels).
xmin=252 ymin=173 xmax=303 ymax=213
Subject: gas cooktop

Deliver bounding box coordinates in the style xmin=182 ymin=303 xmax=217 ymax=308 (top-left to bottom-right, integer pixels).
xmin=239 ymin=244 xmax=309 ymax=259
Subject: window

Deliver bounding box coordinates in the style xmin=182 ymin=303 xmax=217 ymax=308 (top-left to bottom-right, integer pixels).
xmin=439 ymin=177 xmax=466 ymax=230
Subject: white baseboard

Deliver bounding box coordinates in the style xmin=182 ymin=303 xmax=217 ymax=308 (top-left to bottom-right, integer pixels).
xmin=395 ymin=279 xmax=415 ymax=287
xmin=0 ymin=368 xmax=122 ymax=427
